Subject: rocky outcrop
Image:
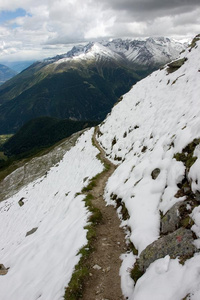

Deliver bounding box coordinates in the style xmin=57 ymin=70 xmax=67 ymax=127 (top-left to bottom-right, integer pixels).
xmin=0 ymin=131 xmax=83 ymax=202
xmin=161 ymin=200 xmax=196 ymax=234
xmin=138 ymin=227 xmax=195 ymax=273
xmin=132 ymin=140 xmax=200 ymax=284
xmin=167 ymin=58 xmax=187 ymax=73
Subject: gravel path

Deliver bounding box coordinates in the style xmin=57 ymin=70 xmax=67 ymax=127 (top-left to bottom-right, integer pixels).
xmin=81 ymin=129 xmax=127 ymax=300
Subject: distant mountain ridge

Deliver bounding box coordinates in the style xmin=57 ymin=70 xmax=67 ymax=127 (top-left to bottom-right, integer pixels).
xmin=0 ymin=64 xmax=17 ymax=85
xmin=3 ymin=61 xmax=36 ymax=73
xmin=0 ymin=37 xmax=186 ymax=134
xmin=45 ymin=37 xmax=185 ymax=68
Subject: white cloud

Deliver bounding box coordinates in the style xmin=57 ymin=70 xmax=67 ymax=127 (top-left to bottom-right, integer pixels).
xmin=0 ymin=0 xmax=200 ymax=61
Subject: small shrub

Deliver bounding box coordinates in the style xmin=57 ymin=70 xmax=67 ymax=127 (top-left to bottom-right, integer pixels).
xmin=123 ymin=132 xmax=127 ymax=138
xmin=180 ymin=216 xmax=194 ymax=229
xmin=114 ymin=155 xmax=122 ymax=161
xmin=88 ymin=207 xmax=102 ymax=224
xmin=131 ymin=261 xmax=144 ymax=283
xmin=111 ymin=137 xmax=117 ymax=148
xmin=174 ymin=138 xmax=200 ymax=170
xmin=128 ymin=241 xmax=138 ymax=256
xmin=82 ymin=181 xmax=96 ymax=192
xmin=84 ymin=193 xmax=94 ymax=205
xmin=141 ymin=146 xmax=147 ymax=153
xmin=85 ymin=224 xmax=96 ymax=240
xmin=189 ymin=34 xmax=200 ymax=51
xmin=111 ymin=194 xmax=130 ymax=220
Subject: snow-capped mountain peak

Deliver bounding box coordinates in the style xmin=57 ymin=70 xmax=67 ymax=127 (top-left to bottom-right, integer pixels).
xmin=52 ymin=41 xmax=123 ymax=64
xmin=46 ymin=37 xmax=186 ymax=68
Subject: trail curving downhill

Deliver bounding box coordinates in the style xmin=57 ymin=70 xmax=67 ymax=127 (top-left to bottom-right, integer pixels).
xmin=80 ymin=129 xmax=127 ymax=300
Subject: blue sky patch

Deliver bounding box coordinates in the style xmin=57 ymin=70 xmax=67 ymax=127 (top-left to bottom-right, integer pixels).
xmin=0 ymin=8 xmax=30 ymax=25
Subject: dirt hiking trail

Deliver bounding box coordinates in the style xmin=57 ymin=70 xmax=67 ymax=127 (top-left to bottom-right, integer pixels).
xmin=81 ymin=130 xmax=127 ymax=300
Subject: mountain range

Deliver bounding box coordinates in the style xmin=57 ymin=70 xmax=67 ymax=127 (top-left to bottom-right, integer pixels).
xmin=0 ymin=34 xmax=200 ymax=299
xmin=0 ymin=37 xmax=185 ymax=134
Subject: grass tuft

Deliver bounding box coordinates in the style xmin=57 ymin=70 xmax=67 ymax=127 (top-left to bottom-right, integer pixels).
xmin=64 ymin=188 xmax=102 ymax=298
xmin=64 ymin=266 xmax=89 ymax=300
xmin=131 ymin=261 xmax=144 ymax=283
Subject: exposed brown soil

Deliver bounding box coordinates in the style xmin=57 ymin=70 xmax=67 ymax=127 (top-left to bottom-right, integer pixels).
xmin=81 ymin=130 xmax=127 ymax=300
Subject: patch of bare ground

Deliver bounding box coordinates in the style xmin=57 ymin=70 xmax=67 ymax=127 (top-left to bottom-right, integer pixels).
xmin=80 ymin=130 xmax=127 ymax=300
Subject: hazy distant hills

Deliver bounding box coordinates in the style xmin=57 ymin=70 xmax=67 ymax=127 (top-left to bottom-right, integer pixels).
xmin=0 ymin=38 xmax=186 ymax=134
xmin=0 ymin=64 xmax=17 ymax=86
xmin=1 ymin=61 xmax=36 ymax=73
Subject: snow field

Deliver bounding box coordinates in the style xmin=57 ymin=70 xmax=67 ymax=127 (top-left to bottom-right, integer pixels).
xmin=98 ymin=40 xmax=200 ymax=298
xmin=0 ymin=128 xmax=104 ymax=300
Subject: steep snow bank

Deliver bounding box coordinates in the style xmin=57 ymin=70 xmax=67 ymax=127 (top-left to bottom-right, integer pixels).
xmin=0 ymin=129 xmax=103 ymax=300
xmin=97 ymin=37 xmax=200 ymax=299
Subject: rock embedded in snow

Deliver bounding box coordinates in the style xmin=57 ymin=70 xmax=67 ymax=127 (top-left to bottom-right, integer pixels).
xmin=0 ymin=264 xmax=8 ymax=276
xmin=138 ymin=227 xmax=196 ymax=273
xmin=26 ymin=227 xmax=38 ymax=237
xmin=18 ymin=197 xmax=25 ymax=207
xmin=161 ymin=198 xmax=197 ymax=234
xmin=151 ymin=168 xmax=160 ymax=180
xmin=161 ymin=202 xmax=183 ymax=234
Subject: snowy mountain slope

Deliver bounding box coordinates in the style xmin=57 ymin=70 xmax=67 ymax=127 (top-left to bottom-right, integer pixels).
xmin=97 ymin=35 xmax=200 ymax=299
xmin=0 ymin=36 xmax=196 ymax=300
xmin=0 ymin=129 xmax=103 ymax=300
xmin=51 ymin=42 xmax=124 ymax=65
xmin=103 ymin=37 xmax=185 ymax=68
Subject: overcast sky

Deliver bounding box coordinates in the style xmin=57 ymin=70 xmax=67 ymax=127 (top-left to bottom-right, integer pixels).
xmin=0 ymin=0 xmax=200 ymax=62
